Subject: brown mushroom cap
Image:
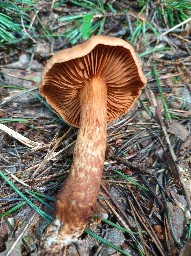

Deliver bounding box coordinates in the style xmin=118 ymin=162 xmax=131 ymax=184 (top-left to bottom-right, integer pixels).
xmin=40 ymin=35 xmax=147 ymax=127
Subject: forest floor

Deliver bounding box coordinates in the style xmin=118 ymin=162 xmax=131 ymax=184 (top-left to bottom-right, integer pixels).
xmin=0 ymin=1 xmax=191 ymax=256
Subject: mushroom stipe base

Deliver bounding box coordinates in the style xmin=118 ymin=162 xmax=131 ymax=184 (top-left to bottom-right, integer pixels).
xmin=41 ymin=77 xmax=107 ymax=251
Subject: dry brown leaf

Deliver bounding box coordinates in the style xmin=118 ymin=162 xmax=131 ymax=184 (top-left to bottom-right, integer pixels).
xmin=168 ymin=121 xmax=190 ymax=141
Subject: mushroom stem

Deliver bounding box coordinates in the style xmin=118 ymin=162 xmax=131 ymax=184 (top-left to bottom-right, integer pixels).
xmin=42 ymin=77 xmax=107 ymax=249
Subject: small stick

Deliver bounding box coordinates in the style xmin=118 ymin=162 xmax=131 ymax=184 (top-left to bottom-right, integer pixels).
xmin=31 ymin=136 xmax=75 ymax=178
xmin=161 ymin=17 xmax=191 ymax=36
xmin=0 ymin=87 xmax=38 ymax=106
xmin=149 ymin=90 xmax=191 ymax=212
xmin=4 ymin=169 xmax=31 ymax=188
xmin=6 ymin=212 xmax=37 ymax=256
xmin=130 ymin=192 xmax=167 ymax=256
xmin=21 ymin=14 xmax=36 ymax=43
xmin=128 ymin=199 xmax=148 ymax=256
xmin=0 ymin=123 xmax=43 ymax=149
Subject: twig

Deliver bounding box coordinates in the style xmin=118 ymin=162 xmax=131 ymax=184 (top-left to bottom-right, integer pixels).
xmin=0 ymin=87 xmax=38 ymax=106
xmin=149 ymin=90 xmax=191 ymax=211
xmin=101 ymin=195 xmax=132 ymax=232
xmin=31 ymin=129 xmax=74 ymax=178
xmin=21 ymin=14 xmax=36 ymax=43
xmin=149 ymin=90 xmax=176 ymax=160
xmin=28 ymin=10 xmax=39 ymax=30
xmin=139 ymin=174 xmax=164 ymax=209
xmin=6 ymin=212 xmax=37 ymax=256
xmin=128 ymin=199 xmax=148 ymax=256
xmin=4 ymin=169 xmax=31 ymax=188
xmin=101 ymin=191 xmax=143 ymax=253
xmin=101 ymin=184 xmax=133 ymax=228
xmin=161 ymin=17 xmax=191 ymax=36
xmin=0 ymin=123 xmax=43 ymax=149
xmin=51 ymin=0 xmax=56 ymax=9
xmin=130 ymin=192 xmax=167 ymax=256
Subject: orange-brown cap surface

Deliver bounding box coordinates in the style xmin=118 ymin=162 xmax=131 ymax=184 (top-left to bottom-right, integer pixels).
xmin=40 ymin=35 xmax=147 ymax=127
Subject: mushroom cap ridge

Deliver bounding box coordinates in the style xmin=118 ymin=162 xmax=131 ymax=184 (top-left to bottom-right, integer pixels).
xmin=40 ymin=35 xmax=147 ymax=127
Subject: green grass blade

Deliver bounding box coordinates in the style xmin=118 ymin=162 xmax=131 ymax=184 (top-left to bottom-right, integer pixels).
xmin=0 ymin=201 xmax=26 ymax=218
xmin=152 ymin=65 xmax=171 ymax=121
xmin=139 ymin=47 xmax=169 ymax=57
xmin=102 ymin=218 xmax=138 ymax=235
xmin=35 ymin=94 xmax=62 ymax=119
xmin=146 ymin=21 xmax=159 ymax=37
xmin=139 ymin=99 xmax=152 ymax=117
xmin=36 ymin=13 xmax=52 ymax=43
xmin=69 ymin=31 xmax=82 ymax=45
xmin=25 ymin=190 xmax=54 ymax=210
xmin=0 ymin=85 xmax=25 ymax=89
xmin=130 ymin=22 xmax=142 ymax=43
xmin=0 ymin=171 xmax=52 ymax=222
xmin=97 ymin=0 xmax=105 ymax=12
xmin=97 ymin=17 xmax=105 ymax=34
xmin=0 ymin=118 xmax=30 ymax=123
xmin=26 ymin=190 xmax=55 ymax=202
xmin=113 ymin=170 xmax=148 ymax=191
xmin=59 ymin=14 xmax=85 ymax=22
xmin=85 ymin=228 xmax=131 ymax=256
xmin=71 ymin=0 xmax=102 ymax=12
xmin=81 ymin=13 xmax=93 ymax=40
xmin=188 ymin=219 xmax=191 ymax=239
xmin=107 ymin=3 xmax=117 ymax=13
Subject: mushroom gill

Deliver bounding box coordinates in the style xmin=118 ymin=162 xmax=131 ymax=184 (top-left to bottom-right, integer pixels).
xmin=41 ymin=44 xmax=144 ymax=127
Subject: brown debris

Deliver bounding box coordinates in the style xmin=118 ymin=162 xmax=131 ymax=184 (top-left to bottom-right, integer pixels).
xmin=0 ymin=1 xmax=191 ymax=256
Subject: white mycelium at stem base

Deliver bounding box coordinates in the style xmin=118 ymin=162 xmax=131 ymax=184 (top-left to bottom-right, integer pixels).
xmin=42 ymin=77 xmax=107 ymax=250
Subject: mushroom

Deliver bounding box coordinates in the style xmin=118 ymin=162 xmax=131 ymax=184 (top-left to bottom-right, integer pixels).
xmin=40 ymin=35 xmax=147 ymax=250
